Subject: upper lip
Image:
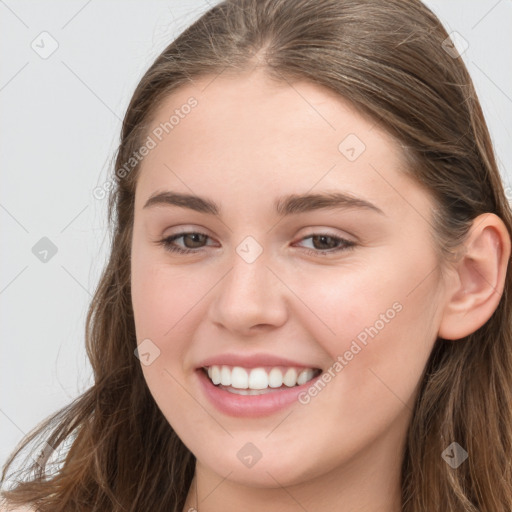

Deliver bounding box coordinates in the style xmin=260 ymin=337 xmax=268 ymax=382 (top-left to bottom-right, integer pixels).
xmin=196 ymin=353 xmax=321 ymax=370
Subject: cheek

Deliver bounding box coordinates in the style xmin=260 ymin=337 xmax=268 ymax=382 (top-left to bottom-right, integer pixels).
xmin=130 ymin=256 xmax=216 ymax=426
xmin=286 ymin=251 xmax=439 ymax=393
xmin=131 ymin=255 xmax=228 ymax=398
xmin=276 ymin=260 xmax=438 ymax=466
xmin=131 ymin=251 xmax=213 ymax=341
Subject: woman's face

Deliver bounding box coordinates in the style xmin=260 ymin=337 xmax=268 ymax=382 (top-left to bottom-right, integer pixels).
xmin=131 ymin=69 xmax=447 ymax=488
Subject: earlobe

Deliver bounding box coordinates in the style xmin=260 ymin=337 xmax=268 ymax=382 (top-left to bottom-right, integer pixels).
xmin=438 ymin=213 xmax=511 ymax=340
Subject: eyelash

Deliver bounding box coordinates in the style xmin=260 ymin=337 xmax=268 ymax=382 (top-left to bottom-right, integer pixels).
xmin=156 ymin=231 xmax=356 ymax=256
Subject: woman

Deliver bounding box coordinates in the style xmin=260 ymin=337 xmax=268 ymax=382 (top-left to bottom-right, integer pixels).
xmin=2 ymin=0 xmax=512 ymax=510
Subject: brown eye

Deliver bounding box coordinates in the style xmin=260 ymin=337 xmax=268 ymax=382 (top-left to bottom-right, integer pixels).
xmin=180 ymin=233 xmax=208 ymax=248
xmin=296 ymin=233 xmax=356 ymax=256
xmin=310 ymin=235 xmax=341 ymax=250
xmin=157 ymin=232 xmax=213 ymax=254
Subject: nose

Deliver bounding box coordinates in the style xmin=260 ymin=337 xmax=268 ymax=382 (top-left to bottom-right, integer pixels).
xmin=208 ymin=249 xmax=288 ymax=335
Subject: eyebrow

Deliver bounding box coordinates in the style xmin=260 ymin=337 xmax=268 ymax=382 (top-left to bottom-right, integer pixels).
xmin=143 ymin=190 xmax=384 ymax=216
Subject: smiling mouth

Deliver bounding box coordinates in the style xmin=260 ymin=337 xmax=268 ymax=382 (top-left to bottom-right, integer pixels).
xmin=202 ymin=365 xmax=322 ymax=395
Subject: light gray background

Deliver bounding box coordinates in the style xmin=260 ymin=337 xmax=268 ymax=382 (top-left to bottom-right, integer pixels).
xmin=1 ymin=0 xmax=511 ymax=468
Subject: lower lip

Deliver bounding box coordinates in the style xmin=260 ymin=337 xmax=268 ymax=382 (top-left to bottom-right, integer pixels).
xmin=196 ymin=368 xmax=322 ymax=418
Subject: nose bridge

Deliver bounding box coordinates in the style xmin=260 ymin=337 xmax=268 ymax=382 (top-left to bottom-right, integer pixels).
xmin=209 ymin=239 xmax=288 ymax=331
xmin=224 ymin=246 xmax=274 ymax=307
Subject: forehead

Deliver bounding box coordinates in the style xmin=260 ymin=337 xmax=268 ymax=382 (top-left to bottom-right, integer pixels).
xmin=146 ymin=69 xmax=394 ymax=153
xmin=134 ymin=70 xmax=425 ymax=219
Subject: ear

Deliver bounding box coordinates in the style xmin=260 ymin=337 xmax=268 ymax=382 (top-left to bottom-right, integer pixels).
xmin=438 ymin=213 xmax=511 ymax=340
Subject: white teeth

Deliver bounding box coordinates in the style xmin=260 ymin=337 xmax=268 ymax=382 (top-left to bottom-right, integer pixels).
xmin=231 ymin=366 xmax=249 ymax=389
xmin=248 ymin=368 xmax=268 ymax=390
xmin=283 ymin=368 xmax=298 ymax=387
xmin=297 ymin=369 xmax=315 ymax=385
xmin=210 ymin=366 xmax=221 ymax=385
xmin=204 ymin=365 xmax=319 ymax=390
xmin=220 ymin=366 xmax=231 ymax=386
xmin=268 ymin=368 xmax=283 ymax=388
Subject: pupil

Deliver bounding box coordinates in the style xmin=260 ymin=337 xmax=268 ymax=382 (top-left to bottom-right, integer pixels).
xmin=185 ymin=233 xmax=205 ymax=248
xmin=313 ymin=235 xmax=336 ymax=250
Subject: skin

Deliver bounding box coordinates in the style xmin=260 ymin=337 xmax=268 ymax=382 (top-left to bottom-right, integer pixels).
xmin=130 ymin=67 xmax=510 ymax=512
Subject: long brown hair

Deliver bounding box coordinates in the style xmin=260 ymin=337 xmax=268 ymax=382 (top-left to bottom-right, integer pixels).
xmin=3 ymin=0 xmax=512 ymax=510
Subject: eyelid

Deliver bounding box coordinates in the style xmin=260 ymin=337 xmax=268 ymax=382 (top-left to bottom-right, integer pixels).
xmin=157 ymin=229 xmax=357 ymax=257
xmin=161 ymin=227 xmax=354 ymax=244
xmin=162 ymin=224 xmax=214 ymax=236
xmin=295 ymin=226 xmax=356 ymax=241
xmin=294 ymin=233 xmax=356 ymax=254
